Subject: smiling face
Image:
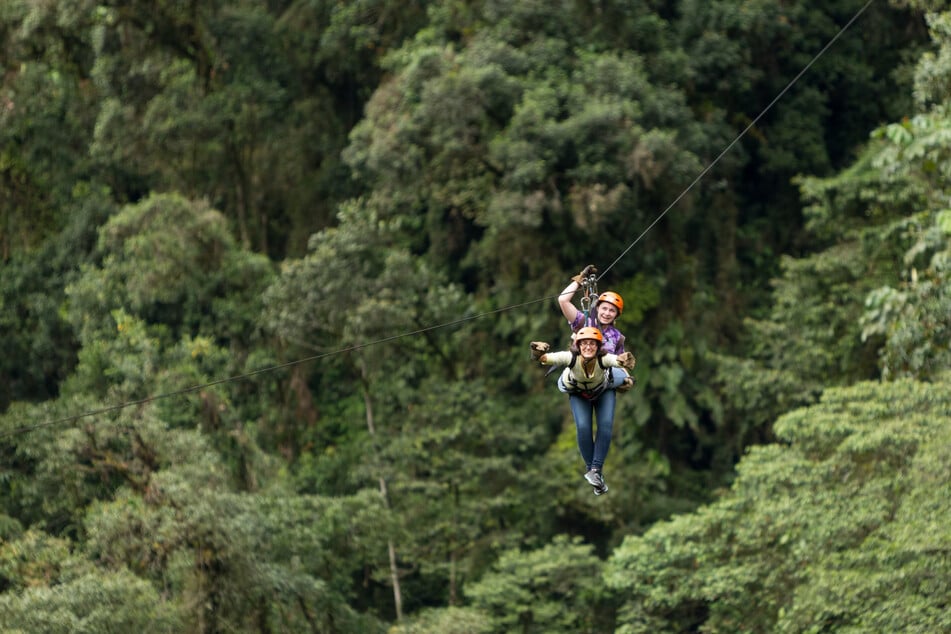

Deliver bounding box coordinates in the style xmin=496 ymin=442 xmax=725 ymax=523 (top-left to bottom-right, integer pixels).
xmin=596 ymin=302 xmax=619 ymax=325
xmin=577 ymin=338 xmax=600 ymax=359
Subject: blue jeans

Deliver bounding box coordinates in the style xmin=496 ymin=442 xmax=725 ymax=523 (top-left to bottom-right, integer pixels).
xmin=568 ymin=389 xmax=616 ymax=471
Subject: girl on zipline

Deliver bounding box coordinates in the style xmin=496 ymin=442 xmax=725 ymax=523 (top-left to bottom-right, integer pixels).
xmin=557 ymin=264 xmax=634 ymax=392
xmin=530 ymin=328 xmax=636 ymax=495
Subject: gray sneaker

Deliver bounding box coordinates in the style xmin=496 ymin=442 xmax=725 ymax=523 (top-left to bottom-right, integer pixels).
xmin=584 ymin=468 xmax=608 ymax=496
xmin=584 ymin=468 xmax=601 ymax=486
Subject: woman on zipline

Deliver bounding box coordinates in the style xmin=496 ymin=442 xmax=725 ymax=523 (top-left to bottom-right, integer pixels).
xmin=557 ymin=264 xmax=634 ymax=392
xmin=530 ymin=327 xmax=636 ymax=495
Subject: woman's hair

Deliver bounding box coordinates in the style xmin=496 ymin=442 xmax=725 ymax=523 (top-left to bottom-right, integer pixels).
xmin=568 ymin=342 xmax=607 ymax=363
xmin=569 ymin=327 xmax=606 ymax=357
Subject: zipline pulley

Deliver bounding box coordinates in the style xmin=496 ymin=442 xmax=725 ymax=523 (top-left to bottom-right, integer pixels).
xmin=579 ymin=272 xmax=598 ymax=324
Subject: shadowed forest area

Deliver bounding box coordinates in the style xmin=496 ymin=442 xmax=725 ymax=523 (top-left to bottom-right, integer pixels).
xmin=1 ymin=1 xmax=949 ymax=632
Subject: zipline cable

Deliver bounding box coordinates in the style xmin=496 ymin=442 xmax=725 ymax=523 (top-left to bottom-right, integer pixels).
xmin=2 ymin=0 xmax=875 ymax=440
xmin=596 ymin=0 xmax=876 ymax=281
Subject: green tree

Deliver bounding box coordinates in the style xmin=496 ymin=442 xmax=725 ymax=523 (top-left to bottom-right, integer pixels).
xmin=714 ymin=6 xmax=951 ymax=434
xmin=0 ymin=0 xmax=101 ymax=259
xmin=0 ymin=186 xmax=396 ymax=629
xmin=390 ymin=606 xmax=493 ymax=634
xmin=77 ymin=0 xmax=428 ymax=256
xmin=861 ymin=207 xmax=951 ymax=380
xmin=84 ymin=472 xmax=391 ymax=632
xmin=856 ymin=9 xmax=951 ymax=379
xmin=1 ymin=192 xmax=275 ymax=524
xmin=265 ymin=200 xmax=533 ymax=618
xmin=65 ymin=192 xmax=273 ymax=351
xmin=0 ymin=1 xmax=108 ymax=411
xmin=606 ymin=376 xmax=951 ymax=634
xmin=86 ymin=0 xmax=291 ymax=251
xmin=379 ymin=379 xmax=546 ymax=610
xmin=0 ymin=304 xmax=390 ymax=631
xmin=461 ymin=535 xmax=612 ymax=634
xmin=0 ymin=187 xmax=113 ymax=411
xmin=0 ymin=530 xmax=185 ymax=633
xmin=343 ymin=3 xmax=706 ymax=295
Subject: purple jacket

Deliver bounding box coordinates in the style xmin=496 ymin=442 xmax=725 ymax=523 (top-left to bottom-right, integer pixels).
xmin=569 ymin=312 xmax=625 ymax=355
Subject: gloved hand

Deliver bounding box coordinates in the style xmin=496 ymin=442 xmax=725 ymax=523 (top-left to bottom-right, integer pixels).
xmin=530 ymin=341 xmax=550 ymax=361
xmin=571 ymin=264 xmax=597 ymax=284
xmin=617 ymin=376 xmax=636 ymax=393
xmin=617 ymin=351 xmax=636 ymax=370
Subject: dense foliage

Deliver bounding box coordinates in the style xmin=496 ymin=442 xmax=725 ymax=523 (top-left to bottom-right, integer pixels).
xmin=1 ymin=1 xmax=948 ymax=632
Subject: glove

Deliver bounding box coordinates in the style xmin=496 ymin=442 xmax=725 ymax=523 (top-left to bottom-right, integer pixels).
xmin=530 ymin=341 xmax=550 ymax=361
xmin=617 ymin=376 xmax=636 ymax=393
xmin=617 ymin=351 xmax=636 ymax=370
xmin=570 ymin=264 xmax=597 ymax=284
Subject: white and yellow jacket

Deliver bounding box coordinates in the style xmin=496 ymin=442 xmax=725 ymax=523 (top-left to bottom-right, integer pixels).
xmin=542 ymin=351 xmax=627 ymax=399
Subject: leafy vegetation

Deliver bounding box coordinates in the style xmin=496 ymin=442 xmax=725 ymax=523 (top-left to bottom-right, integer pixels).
xmin=1 ymin=1 xmax=948 ymax=632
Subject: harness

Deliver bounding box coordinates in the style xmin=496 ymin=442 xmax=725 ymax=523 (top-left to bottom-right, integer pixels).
xmin=559 ymin=350 xmax=614 ymax=400
xmin=546 ymin=271 xmax=602 ymax=380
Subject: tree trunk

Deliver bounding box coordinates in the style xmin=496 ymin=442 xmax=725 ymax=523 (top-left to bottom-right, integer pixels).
xmin=359 ymin=359 xmax=403 ymax=621
xmin=449 ymin=481 xmax=458 ymax=606
xmin=228 ymin=137 xmax=252 ymax=250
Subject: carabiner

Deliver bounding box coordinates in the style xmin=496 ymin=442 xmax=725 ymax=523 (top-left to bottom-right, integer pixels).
xmin=580 ymin=293 xmax=592 ymax=314
xmin=579 ymin=273 xmax=597 ymax=315
xmin=585 ymin=273 xmax=598 ymax=298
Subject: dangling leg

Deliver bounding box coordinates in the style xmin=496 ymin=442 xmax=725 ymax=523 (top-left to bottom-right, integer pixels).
xmin=568 ymin=394 xmax=594 ymax=470
xmin=590 ymin=389 xmax=616 ymax=471
xmin=588 ymin=390 xmax=617 ymax=495
xmin=570 ymin=394 xmax=607 ymax=493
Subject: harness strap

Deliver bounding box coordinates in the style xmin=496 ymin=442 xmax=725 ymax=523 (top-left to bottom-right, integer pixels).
xmin=568 ymin=350 xmax=605 ymax=371
xmin=563 ymin=380 xmax=608 ymax=400
xmin=562 ymin=352 xmax=610 ymax=397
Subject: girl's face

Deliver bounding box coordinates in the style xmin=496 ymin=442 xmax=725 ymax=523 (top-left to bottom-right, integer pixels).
xmin=578 ymin=338 xmax=599 ymax=359
xmin=597 ymin=302 xmax=619 ymax=325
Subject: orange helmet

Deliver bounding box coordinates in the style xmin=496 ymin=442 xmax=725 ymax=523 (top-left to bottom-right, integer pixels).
xmin=575 ymin=327 xmax=604 ymax=345
xmin=597 ymin=291 xmax=623 ymax=315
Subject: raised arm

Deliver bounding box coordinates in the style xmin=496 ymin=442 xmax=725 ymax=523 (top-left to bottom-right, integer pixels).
xmin=558 ymin=280 xmax=581 ymax=323
xmin=558 ymin=264 xmax=596 ymax=323
xmin=530 ymin=342 xmax=576 ymax=366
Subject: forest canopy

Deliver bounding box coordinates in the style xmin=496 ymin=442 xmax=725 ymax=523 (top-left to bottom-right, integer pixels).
xmin=1 ymin=1 xmax=949 ymax=632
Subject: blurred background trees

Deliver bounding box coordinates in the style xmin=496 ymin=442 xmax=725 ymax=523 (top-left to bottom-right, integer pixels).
xmin=2 ymin=1 xmax=949 ymax=631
